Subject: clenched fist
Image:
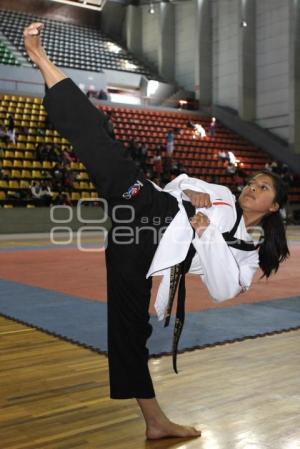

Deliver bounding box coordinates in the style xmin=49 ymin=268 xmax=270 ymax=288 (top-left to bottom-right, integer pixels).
xmin=183 ymin=189 xmax=212 ymax=208
xmin=190 ymin=212 xmax=210 ymax=237
xmin=23 ymin=22 xmax=45 ymax=63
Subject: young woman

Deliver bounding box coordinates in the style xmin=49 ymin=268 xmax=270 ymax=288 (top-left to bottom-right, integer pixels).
xmin=23 ymin=23 xmax=289 ymax=441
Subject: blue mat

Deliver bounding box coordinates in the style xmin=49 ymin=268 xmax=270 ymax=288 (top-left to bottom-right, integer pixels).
xmin=0 ymin=278 xmax=300 ymax=358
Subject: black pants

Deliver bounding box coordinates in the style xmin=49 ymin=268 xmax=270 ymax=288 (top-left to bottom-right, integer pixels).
xmin=106 ymin=180 xmax=179 ymax=399
xmin=43 ymin=78 xmax=179 ymax=399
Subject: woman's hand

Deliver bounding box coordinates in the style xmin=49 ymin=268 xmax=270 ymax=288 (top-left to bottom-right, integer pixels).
xmin=183 ymin=189 xmax=211 ymax=208
xmin=23 ymin=23 xmax=67 ymax=88
xmin=23 ymin=22 xmax=45 ymax=63
xmin=190 ymin=212 xmax=210 ymax=237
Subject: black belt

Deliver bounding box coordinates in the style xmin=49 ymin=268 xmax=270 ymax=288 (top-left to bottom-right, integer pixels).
xmin=164 ymin=200 xmax=260 ymax=374
xmin=164 ymin=200 xmax=196 ymax=374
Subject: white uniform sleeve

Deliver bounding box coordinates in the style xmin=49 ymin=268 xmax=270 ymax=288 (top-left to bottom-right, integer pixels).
xmin=163 ymin=174 xmax=235 ymax=203
xmin=192 ymin=223 xmax=259 ymax=302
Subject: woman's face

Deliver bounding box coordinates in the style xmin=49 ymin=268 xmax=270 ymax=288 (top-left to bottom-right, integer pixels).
xmin=239 ymin=174 xmax=279 ymax=214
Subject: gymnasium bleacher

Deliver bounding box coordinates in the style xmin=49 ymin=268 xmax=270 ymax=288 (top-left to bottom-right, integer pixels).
xmin=1 ymin=90 xmax=300 ymax=208
xmin=0 ymin=8 xmax=159 ymax=78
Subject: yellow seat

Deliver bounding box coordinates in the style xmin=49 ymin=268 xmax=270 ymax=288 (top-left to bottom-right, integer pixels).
xmin=9 ymin=180 xmax=19 ymax=188
xmin=79 ymin=172 xmax=89 ymax=180
xmin=26 ymin=143 xmax=35 ymax=150
xmin=32 ymin=170 xmax=41 ymax=179
xmin=0 ymin=191 xmax=6 ymax=200
xmin=3 ymin=204 xmax=13 ymax=208
xmin=16 ymin=142 xmax=26 ymax=150
xmin=14 ymin=151 xmax=24 ymax=159
xmin=24 ymin=151 xmax=34 ymax=159
xmin=32 ymin=161 xmax=42 ymax=169
xmin=13 ymin=160 xmax=23 ymax=168
xmin=21 ymin=170 xmax=31 ymax=178
xmin=71 ymin=192 xmax=80 ymax=201
xmin=0 ymin=180 xmax=8 ymax=188
xmin=20 ymin=180 xmax=30 ymax=188
xmin=4 ymin=151 xmax=14 ymax=158
xmin=3 ymin=160 xmax=13 ymax=168
xmin=26 ymin=204 xmax=35 ymax=208
xmin=23 ymin=161 xmax=33 ymax=169
xmin=42 ymin=161 xmax=52 ymax=169
xmin=81 ymin=192 xmax=92 ymax=199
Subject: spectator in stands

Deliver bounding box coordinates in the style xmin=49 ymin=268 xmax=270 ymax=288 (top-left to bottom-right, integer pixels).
xmin=8 ymin=115 xmax=15 ymax=133
xmin=97 ymin=89 xmax=108 ymax=100
xmin=51 ymin=163 xmax=65 ymax=188
xmin=0 ymin=124 xmax=16 ymax=145
xmin=218 ymin=150 xmax=230 ymax=162
xmin=0 ymin=126 xmax=9 ymax=144
xmin=270 ymin=160 xmax=279 ymax=173
xmin=166 ymin=129 xmax=175 ymax=157
xmin=140 ymin=143 xmax=148 ymax=173
xmin=127 ymin=139 xmax=140 ymax=160
xmin=193 ymin=123 xmax=206 ymax=140
xmin=0 ymin=165 xmax=9 ymax=180
xmin=171 ymin=160 xmax=185 ymax=178
xmin=53 ymin=192 xmax=72 ymax=206
xmin=63 ymin=166 xmax=76 ymax=192
xmin=226 ymin=162 xmax=237 ymax=175
xmin=162 ymin=154 xmax=172 ymax=183
xmin=103 ymin=111 xmax=115 ymax=139
xmin=35 ymin=142 xmax=47 ymax=162
xmin=152 ymin=149 xmax=163 ymax=179
xmin=208 ymin=117 xmax=217 ymax=138
xmin=30 ymin=180 xmax=52 ymax=206
xmin=62 ymin=146 xmax=76 ymax=164
xmin=264 ymin=160 xmax=272 ymax=172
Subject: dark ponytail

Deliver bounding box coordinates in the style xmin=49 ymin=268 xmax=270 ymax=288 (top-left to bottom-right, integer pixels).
xmin=252 ymin=171 xmax=290 ymax=278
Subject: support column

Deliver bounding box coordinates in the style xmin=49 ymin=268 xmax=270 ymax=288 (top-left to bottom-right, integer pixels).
xmin=194 ymin=0 xmax=212 ymax=107
xmin=289 ymin=0 xmax=300 ymax=154
xmin=238 ymin=0 xmax=256 ymax=121
xmin=158 ymin=2 xmax=175 ymax=82
xmin=126 ymin=5 xmax=142 ymax=58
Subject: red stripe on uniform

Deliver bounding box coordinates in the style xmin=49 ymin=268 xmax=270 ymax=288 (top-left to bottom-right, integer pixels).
xmin=212 ymin=201 xmax=233 ymax=207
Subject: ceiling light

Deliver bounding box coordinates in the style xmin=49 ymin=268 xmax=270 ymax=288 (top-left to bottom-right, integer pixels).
xmin=148 ymin=3 xmax=155 ymax=14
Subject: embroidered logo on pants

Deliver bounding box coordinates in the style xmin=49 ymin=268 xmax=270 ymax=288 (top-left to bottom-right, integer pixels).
xmin=122 ymin=180 xmax=144 ymax=199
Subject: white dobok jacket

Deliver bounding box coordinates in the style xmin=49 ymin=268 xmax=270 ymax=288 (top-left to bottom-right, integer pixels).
xmin=147 ymin=174 xmax=259 ymax=320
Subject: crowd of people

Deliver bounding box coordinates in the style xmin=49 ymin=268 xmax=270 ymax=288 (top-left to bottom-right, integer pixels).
xmin=1 ymin=110 xmax=299 ymax=208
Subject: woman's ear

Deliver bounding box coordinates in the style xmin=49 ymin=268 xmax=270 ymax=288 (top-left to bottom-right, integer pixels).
xmin=269 ymin=202 xmax=280 ymax=213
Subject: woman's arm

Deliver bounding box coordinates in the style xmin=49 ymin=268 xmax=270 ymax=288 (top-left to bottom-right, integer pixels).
xmin=23 ymin=23 xmax=66 ymax=88
xmin=23 ymin=23 xmax=139 ymax=200
xmin=192 ymin=225 xmax=259 ymax=302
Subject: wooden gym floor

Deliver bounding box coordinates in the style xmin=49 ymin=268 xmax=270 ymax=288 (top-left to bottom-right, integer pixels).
xmin=1 ymin=315 xmax=300 ymax=449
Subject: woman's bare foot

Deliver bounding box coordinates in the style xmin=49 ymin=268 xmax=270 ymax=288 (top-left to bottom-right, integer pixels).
xmin=146 ymin=417 xmax=201 ymax=440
